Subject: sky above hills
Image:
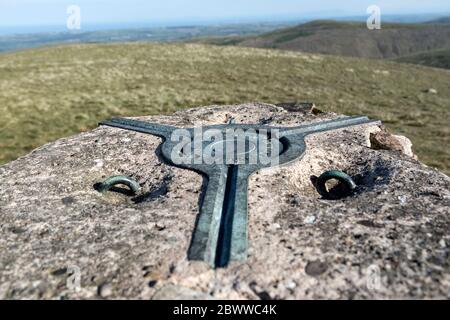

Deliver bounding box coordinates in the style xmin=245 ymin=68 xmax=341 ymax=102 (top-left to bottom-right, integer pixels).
xmin=0 ymin=0 xmax=449 ymax=29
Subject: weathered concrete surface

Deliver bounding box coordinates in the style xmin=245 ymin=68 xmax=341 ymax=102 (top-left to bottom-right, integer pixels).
xmin=0 ymin=103 xmax=449 ymax=300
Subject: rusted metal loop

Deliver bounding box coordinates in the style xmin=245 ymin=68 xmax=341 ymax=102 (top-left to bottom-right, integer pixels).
xmin=96 ymin=175 xmax=140 ymax=195
xmin=316 ymin=170 xmax=356 ymax=199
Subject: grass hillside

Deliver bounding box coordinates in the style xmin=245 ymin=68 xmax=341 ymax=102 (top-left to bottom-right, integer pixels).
xmin=0 ymin=43 xmax=449 ymax=174
xmin=194 ymin=20 xmax=450 ymax=62
xmin=395 ymin=49 xmax=450 ymax=69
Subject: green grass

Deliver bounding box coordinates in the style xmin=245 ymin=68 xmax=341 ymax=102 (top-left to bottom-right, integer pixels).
xmin=0 ymin=43 xmax=449 ymax=174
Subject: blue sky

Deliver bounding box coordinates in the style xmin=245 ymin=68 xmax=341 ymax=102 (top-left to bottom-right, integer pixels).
xmin=0 ymin=0 xmax=449 ymax=26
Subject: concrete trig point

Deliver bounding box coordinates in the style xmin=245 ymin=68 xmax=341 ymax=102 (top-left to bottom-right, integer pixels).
xmin=100 ymin=115 xmax=380 ymax=268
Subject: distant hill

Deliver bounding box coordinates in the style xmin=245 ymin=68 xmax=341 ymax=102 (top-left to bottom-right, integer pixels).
xmin=424 ymin=17 xmax=450 ymax=24
xmin=395 ymin=49 xmax=450 ymax=69
xmin=193 ymin=20 xmax=450 ymax=61
xmin=0 ymin=22 xmax=292 ymax=53
xmin=0 ymin=43 xmax=449 ymax=173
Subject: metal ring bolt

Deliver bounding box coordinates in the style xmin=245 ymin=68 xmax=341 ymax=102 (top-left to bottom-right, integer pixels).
xmin=316 ymin=170 xmax=356 ymax=199
xmin=96 ymin=175 xmax=141 ymax=195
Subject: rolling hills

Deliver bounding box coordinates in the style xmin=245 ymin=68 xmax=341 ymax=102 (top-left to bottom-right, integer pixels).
xmin=0 ymin=22 xmax=293 ymax=53
xmin=0 ymin=43 xmax=449 ymax=173
xmin=193 ymin=20 xmax=450 ymax=63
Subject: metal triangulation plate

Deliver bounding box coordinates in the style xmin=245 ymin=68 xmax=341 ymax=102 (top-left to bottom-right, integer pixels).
xmin=99 ymin=115 xmax=380 ymax=268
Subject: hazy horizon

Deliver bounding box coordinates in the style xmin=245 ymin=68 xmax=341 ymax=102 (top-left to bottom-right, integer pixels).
xmin=0 ymin=0 xmax=449 ymax=36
